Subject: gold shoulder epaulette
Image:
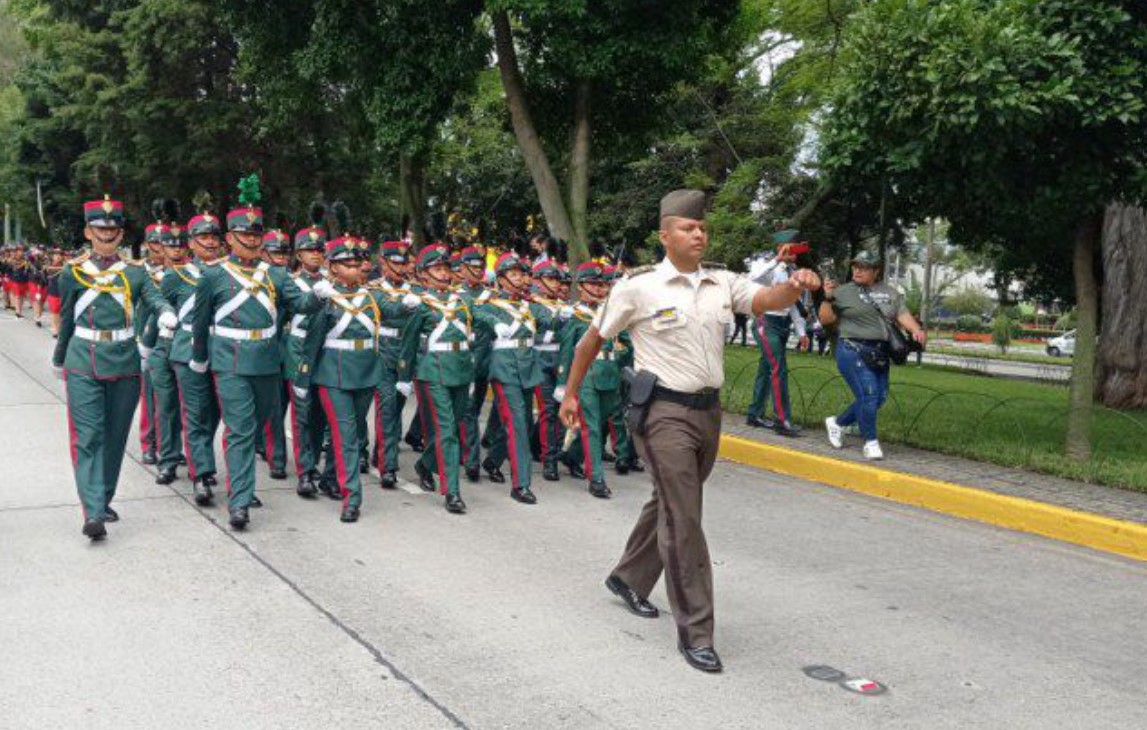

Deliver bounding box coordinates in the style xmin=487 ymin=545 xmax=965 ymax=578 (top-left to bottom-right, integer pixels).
xmin=627 ymin=265 xmax=655 ymax=277
xmin=702 ymin=261 xmax=727 ymax=271
xmin=65 ymin=251 xmax=90 ymax=266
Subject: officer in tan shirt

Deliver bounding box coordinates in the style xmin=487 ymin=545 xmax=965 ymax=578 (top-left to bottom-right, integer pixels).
xmin=559 ymin=189 xmax=821 ymax=673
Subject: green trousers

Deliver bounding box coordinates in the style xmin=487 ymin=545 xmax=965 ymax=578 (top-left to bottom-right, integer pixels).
xmin=489 ymin=382 xmax=534 ymax=490
xmin=215 ymin=372 xmax=279 ymax=510
xmin=315 ymin=385 xmax=373 ymax=508
xmin=748 ymin=314 xmax=793 ymax=422
xmin=374 ymin=365 xmax=408 ymax=474
xmin=608 ymin=386 xmax=634 ymax=464
xmin=463 ymin=378 xmax=489 ymax=472
xmin=65 ymin=372 xmax=139 ymax=520
xmin=146 ymin=353 xmax=184 ymax=470
xmin=533 ymin=374 xmax=564 ymax=467
xmin=256 ymin=377 xmax=288 ymax=472
xmin=415 ymin=380 xmax=468 ymax=497
xmin=172 ymin=362 xmax=219 ymax=481
xmin=287 ymin=377 xmax=325 ymax=477
xmin=139 ymin=370 xmax=157 ymax=455
xmin=569 ymin=385 xmax=621 ymax=482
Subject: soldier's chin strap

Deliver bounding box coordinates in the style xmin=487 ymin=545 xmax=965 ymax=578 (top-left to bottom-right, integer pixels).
xmin=425 ymin=268 xmax=452 ymax=290
xmin=498 ymin=274 xmax=528 ymax=300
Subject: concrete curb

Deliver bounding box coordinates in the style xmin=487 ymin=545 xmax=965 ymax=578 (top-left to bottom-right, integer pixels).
xmin=719 ymin=434 xmax=1147 ymax=563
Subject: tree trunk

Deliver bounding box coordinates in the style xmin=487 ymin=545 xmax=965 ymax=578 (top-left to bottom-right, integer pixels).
xmin=566 ymin=79 xmax=591 ymax=265
xmin=491 ymin=10 xmax=575 ymax=246
xmin=1065 ymin=212 xmax=1102 ymax=461
xmin=399 ymin=153 xmax=426 ymax=247
xmin=920 ymin=218 xmax=936 ymax=328
xmin=1096 ymin=203 xmax=1147 ymax=408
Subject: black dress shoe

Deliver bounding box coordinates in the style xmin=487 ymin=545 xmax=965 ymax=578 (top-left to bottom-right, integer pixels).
xmin=678 ymin=644 xmax=723 ymax=673
xmin=605 ymin=575 xmax=659 ymax=618
xmin=774 ymin=421 xmax=802 ymax=438
xmin=320 ymin=476 xmax=341 ymax=500
xmin=269 ymin=467 xmax=287 ymax=480
xmin=404 ymin=434 xmax=425 ymax=453
xmin=482 ymin=460 xmax=505 ymax=484
xmin=465 ymin=466 xmax=481 ymax=483
xmin=746 ymin=416 xmax=774 ymax=429
xmin=193 ymin=478 xmax=214 ymax=506
xmin=103 ymin=506 xmax=119 ymax=523
xmin=563 ymin=459 xmax=586 ymax=480
xmin=296 ymin=474 xmax=317 ymax=498
xmin=370 ymin=447 xmax=379 ymax=469
xmin=82 ymin=518 xmax=107 ymax=541
xmin=358 ymin=452 xmax=370 ymax=474
xmin=340 ymin=505 xmax=360 ymax=523
xmin=602 ymin=451 xmax=616 ymax=463
xmin=141 ymin=451 xmax=157 ymax=465
xmin=176 ymin=453 xmax=187 ymax=467
xmin=588 ymin=479 xmax=612 ymax=499
xmin=201 ymin=473 xmax=218 ymax=488
xmin=155 ymin=466 xmax=177 ymax=485
xmin=380 ymin=471 xmax=398 ymax=490
xmin=445 ymin=493 xmax=467 ymax=514
xmin=249 ymin=495 xmax=263 ymax=508
xmin=255 ymin=447 xmax=266 ymax=460
xmin=615 ymin=459 xmax=630 ymax=476
xmin=229 ymin=508 xmax=249 ymax=530
xmin=510 ymin=487 xmax=537 ymax=505
xmin=629 ymin=458 xmax=645 ymax=473
xmin=415 ymin=461 xmax=437 ymax=492
xmin=542 ymin=461 xmax=559 ymax=481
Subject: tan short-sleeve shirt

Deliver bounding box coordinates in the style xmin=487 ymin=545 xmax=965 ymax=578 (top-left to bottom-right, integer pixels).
xmin=594 ymin=258 xmax=762 ymax=392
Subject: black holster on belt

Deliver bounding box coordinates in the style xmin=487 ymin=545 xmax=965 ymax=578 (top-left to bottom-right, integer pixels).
xmin=622 ymin=367 xmax=658 ymax=437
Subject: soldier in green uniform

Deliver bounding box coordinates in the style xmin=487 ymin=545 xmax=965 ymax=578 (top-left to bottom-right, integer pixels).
xmin=284 ymin=222 xmax=328 ymax=498
xmin=370 ymin=240 xmax=415 ymax=490
xmin=167 ymin=211 xmax=223 ymax=505
xmin=52 ymin=197 xmax=178 ymax=540
xmin=397 ymin=244 xmax=471 ymax=514
xmin=141 ymin=222 xmax=186 ymax=486
xmin=473 ymin=251 xmax=552 ymax=504
xmin=189 ymin=181 xmax=335 ymax=529
xmin=556 ymin=262 xmax=619 ymax=498
xmin=138 ymin=221 xmax=169 ymax=465
xmin=257 ymin=228 xmax=293 ymax=480
xmin=528 ymin=258 xmax=567 ymax=482
xmin=303 ymin=236 xmax=406 ymax=522
xmin=456 ymin=245 xmax=495 ymax=483
xmin=602 ymin=265 xmax=643 ymax=475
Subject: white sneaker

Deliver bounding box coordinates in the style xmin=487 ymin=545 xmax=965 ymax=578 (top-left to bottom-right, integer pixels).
xmin=825 ymin=417 xmax=843 ymax=449
xmin=863 ymin=440 xmax=884 ymax=460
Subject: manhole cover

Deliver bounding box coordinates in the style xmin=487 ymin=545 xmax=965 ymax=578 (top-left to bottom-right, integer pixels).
xmin=802 ymin=665 xmax=846 ymax=682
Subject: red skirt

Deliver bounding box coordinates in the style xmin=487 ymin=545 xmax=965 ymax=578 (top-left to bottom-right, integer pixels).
xmin=47 ymin=294 xmax=62 ymax=315
xmin=6 ymin=281 xmax=27 ymax=298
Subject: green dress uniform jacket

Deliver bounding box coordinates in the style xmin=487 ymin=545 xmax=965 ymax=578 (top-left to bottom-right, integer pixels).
xmin=558 ymin=301 xmax=622 ymax=483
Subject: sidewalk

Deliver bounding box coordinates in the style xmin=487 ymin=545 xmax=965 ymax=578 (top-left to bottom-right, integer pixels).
xmin=723 ymin=417 xmax=1147 ymax=526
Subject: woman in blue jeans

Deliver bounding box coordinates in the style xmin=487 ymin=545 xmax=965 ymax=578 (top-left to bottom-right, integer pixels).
xmin=816 ymin=251 xmax=926 ymax=460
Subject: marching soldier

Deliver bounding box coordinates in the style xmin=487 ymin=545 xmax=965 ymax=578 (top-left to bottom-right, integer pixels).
xmin=189 ymin=182 xmax=335 ymax=530
xmin=472 ymin=251 xmax=552 ymax=504
xmin=528 ymin=258 xmax=567 ymax=482
xmin=166 ymin=210 xmax=224 ymax=505
xmin=397 ymin=244 xmax=472 ymax=514
xmin=52 ymin=196 xmax=178 ymax=540
xmin=141 ymin=224 xmax=185 ymax=486
xmin=456 ymin=245 xmax=494 ymax=483
xmin=257 ymin=228 xmax=294 ymax=480
xmin=284 ymin=221 xmax=329 ymax=498
xmin=137 ymin=221 xmax=169 ymax=464
xmin=370 ymin=241 xmax=414 ymax=490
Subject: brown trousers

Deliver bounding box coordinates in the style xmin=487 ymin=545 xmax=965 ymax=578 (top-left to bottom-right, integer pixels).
xmin=613 ymin=398 xmax=722 ymax=647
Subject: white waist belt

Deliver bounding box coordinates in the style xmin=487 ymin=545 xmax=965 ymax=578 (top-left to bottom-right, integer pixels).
xmin=158 ymin=329 xmax=174 ymax=340
xmin=426 ymin=341 xmax=469 ymax=353
xmin=493 ymin=338 xmax=535 ymax=351
xmin=74 ymin=326 xmax=133 ymax=343
xmin=379 ymin=326 xmax=400 ymax=338
xmin=324 ymin=338 xmax=375 ymax=351
xmin=596 ymin=352 xmax=615 ymax=361
xmin=535 ymin=343 xmax=559 ymax=353
xmin=181 ymin=324 xmax=215 ymax=335
xmin=214 ymin=325 xmax=276 ymax=342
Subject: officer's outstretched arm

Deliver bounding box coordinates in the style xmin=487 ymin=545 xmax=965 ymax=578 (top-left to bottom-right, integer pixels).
xmin=138 ymin=269 xmax=174 ymax=318
xmin=750 ymin=268 xmax=821 ymax=318
xmin=276 ymin=268 xmax=322 ymax=316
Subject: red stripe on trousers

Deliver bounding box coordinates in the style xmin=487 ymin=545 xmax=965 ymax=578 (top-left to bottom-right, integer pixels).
xmin=757 ymin=318 xmax=787 ymax=422
xmin=418 ymin=381 xmax=449 ymax=495
xmin=492 ymin=382 xmax=520 ymax=488
xmin=578 ymin=405 xmax=592 ymax=478
xmin=534 ymin=387 xmax=548 ymax=460
xmin=63 ymin=371 xmax=86 ymax=519
xmin=317 ymin=386 xmax=351 ymax=505
xmin=287 ymin=382 xmax=303 ymax=477
xmin=176 ymin=382 xmax=197 ymax=480
xmin=138 ymin=383 xmax=151 ymax=451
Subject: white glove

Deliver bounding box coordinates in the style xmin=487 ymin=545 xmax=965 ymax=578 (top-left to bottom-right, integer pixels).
xmin=157 ymin=311 xmax=178 ymax=330
xmin=312 ymin=279 xmax=337 ymax=300
xmin=558 ymin=306 xmax=573 ymax=321
xmin=52 ymin=364 xmax=65 ymax=381
xmin=292 ymin=384 xmax=308 ymax=400
xmin=189 ymin=359 xmax=209 ymax=374
xmin=402 ymin=293 xmax=421 ymax=309
xmin=553 ymin=385 xmax=566 ymax=403
xmin=396 ymin=381 xmax=414 ymax=397
xmin=138 ymin=343 xmax=153 ymax=359
xmin=494 ymin=323 xmax=511 ymax=339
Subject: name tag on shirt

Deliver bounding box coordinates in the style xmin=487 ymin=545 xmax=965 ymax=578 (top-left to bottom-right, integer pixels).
xmin=652 ymin=306 xmax=686 ymax=330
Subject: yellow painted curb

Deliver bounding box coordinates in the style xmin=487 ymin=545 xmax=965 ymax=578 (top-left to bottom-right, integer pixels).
xmin=719 ymin=434 xmax=1147 ymax=563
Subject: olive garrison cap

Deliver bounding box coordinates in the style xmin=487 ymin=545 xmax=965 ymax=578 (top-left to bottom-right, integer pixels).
xmin=659 ymin=189 xmax=707 ymax=221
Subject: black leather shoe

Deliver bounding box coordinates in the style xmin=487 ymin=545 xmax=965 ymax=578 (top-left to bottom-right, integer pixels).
xmin=359 ymin=451 xmax=370 ymax=474
xmin=563 ymin=459 xmax=586 ymax=479
xmin=370 ymin=447 xmax=379 ymax=469
xmin=774 ymin=421 xmax=802 ymax=438
xmin=103 ymin=506 xmax=119 ymax=523
xmin=320 ymin=476 xmax=341 ymax=500
xmin=588 ymin=479 xmax=612 ymax=499
xmin=193 ymin=477 xmax=214 ymax=506
xmin=543 ymin=461 xmax=560 ymax=481
xmin=249 ymin=495 xmax=263 ymax=508
xmin=155 ymin=466 xmax=177 ymax=485
xmin=615 ymin=459 xmax=630 ymax=476
xmin=269 ymin=467 xmax=287 ymax=480
xmin=380 ymin=471 xmax=398 ymax=490
xmin=629 ymin=458 xmax=645 ymax=473
xmin=404 ymin=434 xmax=425 ymax=453
xmin=229 ymin=508 xmax=249 ymax=530
xmin=82 ymin=518 xmax=107 ymax=541
xmin=510 ymin=487 xmax=537 ymax=505
xmin=465 ymin=466 xmax=481 ymax=483
xmin=605 ymin=575 xmax=659 ymax=618
xmin=297 ymin=474 xmax=317 ymax=498
xmin=201 ymin=473 xmax=218 ymax=488
xmin=482 ymin=460 xmax=505 ymax=484
xmin=445 ymin=493 xmax=467 ymax=514
xmin=746 ymin=416 xmax=774 ymax=429
xmin=602 ymin=451 xmax=616 ymax=463
xmin=340 ymin=505 xmax=360 ymax=523
xmin=141 ymin=451 xmax=157 ymax=465
xmin=176 ymin=453 xmax=187 ymax=467
xmin=678 ymin=644 xmax=723 ymax=673
xmin=255 ymin=447 xmax=266 ymax=460
xmin=415 ymin=461 xmax=437 ymax=492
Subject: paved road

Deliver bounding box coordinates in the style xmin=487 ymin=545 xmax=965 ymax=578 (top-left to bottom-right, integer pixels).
xmin=919 ymin=351 xmax=1071 ymax=383
xmin=2 ymin=313 xmax=1144 ymax=729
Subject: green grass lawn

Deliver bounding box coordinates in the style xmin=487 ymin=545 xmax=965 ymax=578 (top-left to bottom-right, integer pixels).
xmin=722 ymin=346 xmax=1147 ymax=493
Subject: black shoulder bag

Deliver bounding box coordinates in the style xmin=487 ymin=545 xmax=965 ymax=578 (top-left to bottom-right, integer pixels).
xmin=856 ymin=288 xmax=914 ymax=366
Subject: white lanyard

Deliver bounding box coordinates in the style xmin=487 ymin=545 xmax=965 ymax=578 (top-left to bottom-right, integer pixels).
xmin=216 ymin=261 xmax=276 ymax=325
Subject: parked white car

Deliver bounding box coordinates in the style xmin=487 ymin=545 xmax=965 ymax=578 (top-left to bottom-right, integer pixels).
xmin=1046 ymin=330 xmax=1075 ymax=358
